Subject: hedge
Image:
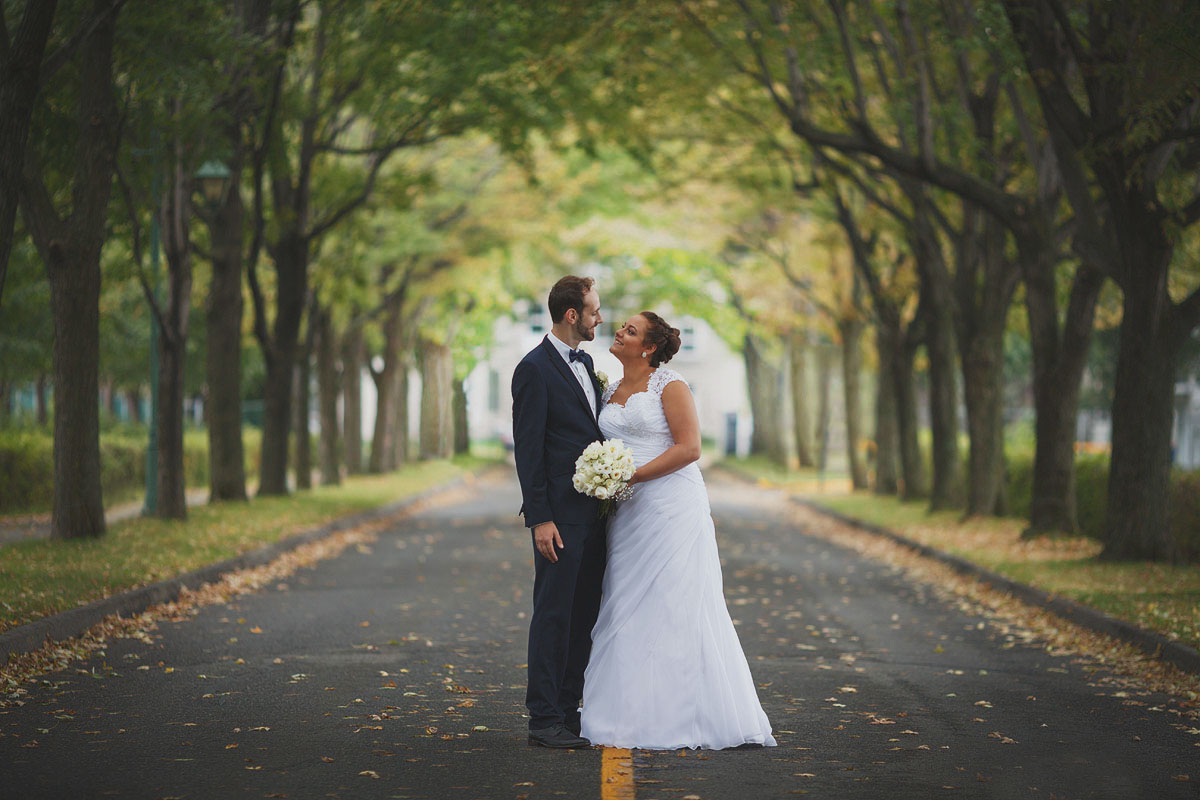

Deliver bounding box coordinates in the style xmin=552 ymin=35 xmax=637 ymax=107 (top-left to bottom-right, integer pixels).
xmin=0 ymin=428 xmax=262 ymax=516
xmin=1006 ymin=451 xmax=1200 ymax=561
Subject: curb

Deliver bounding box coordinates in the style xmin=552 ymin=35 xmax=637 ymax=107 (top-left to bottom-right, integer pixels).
xmin=711 ymin=465 xmax=1200 ymax=677
xmin=1 ymin=472 xmax=478 ymax=662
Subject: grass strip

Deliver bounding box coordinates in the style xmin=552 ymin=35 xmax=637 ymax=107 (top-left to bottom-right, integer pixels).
xmin=722 ymin=458 xmax=1200 ymax=653
xmin=0 ymin=456 xmax=494 ymax=634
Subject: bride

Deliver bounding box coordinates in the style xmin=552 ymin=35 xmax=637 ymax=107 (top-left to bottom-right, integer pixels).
xmin=580 ymin=311 xmax=777 ymax=750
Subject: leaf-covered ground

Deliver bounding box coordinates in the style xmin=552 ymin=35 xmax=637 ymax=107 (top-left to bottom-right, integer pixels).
xmin=800 ymin=487 xmax=1200 ymax=654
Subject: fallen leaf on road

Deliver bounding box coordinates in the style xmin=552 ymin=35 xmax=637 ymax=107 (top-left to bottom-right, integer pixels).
xmin=359 ymin=770 xmax=380 ymax=779
xmin=320 ymin=756 xmax=334 ymax=763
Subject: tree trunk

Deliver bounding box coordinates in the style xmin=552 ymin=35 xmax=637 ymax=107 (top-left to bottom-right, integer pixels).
xmin=293 ymin=299 xmax=315 ymax=491
xmin=1102 ymin=240 xmax=1179 ymax=561
xmin=924 ymin=296 xmax=961 ymax=510
xmin=101 ymin=378 xmax=115 ymax=419
xmin=895 ymin=322 xmax=926 ymax=499
xmin=789 ymin=329 xmax=814 ymax=468
xmin=743 ymin=334 xmax=787 ymax=465
xmin=393 ymin=361 xmax=410 ymax=466
xmin=0 ymin=0 xmax=58 ymax=309
xmin=205 ymin=149 xmax=247 ymax=502
xmin=1020 ymin=244 xmax=1102 ymax=536
xmin=153 ymin=115 xmax=194 ymax=520
xmin=46 ymin=253 xmax=105 ymax=538
xmin=815 ymin=343 xmax=834 ymax=471
xmin=256 ymin=235 xmax=308 ymax=496
xmin=839 ymin=318 xmax=868 ymax=490
xmin=0 ymin=380 xmax=10 ymax=422
xmin=156 ymin=328 xmax=188 ymax=518
xmin=873 ymin=322 xmax=899 ymax=494
xmin=18 ymin=0 xmax=121 ymax=540
xmin=341 ymin=324 xmax=363 ymax=475
xmin=368 ymin=362 xmax=396 ymax=472
xmin=418 ymin=337 xmax=453 ymax=460
xmin=124 ymin=387 xmax=141 ymax=423
xmin=453 ymin=377 xmax=469 ymax=456
xmin=368 ymin=307 xmax=402 ymax=473
xmin=35 ymin=372 xmax=47 ymax=424
xmin=316 ymin=303 xmax=340 ymax=486
xmin=954 ymin=210 xmax=1019 ymax=518
xmin=912 ymin=216 xmax=962 ymax=511
xmin=960 ymin=327 xmax=1007 ymax=518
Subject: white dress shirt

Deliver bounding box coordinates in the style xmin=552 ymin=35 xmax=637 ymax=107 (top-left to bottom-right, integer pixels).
xmin=548 ymin=332 xmax=597 ymax=416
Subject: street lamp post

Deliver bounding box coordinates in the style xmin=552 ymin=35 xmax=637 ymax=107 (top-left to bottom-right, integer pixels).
xmin=195 ymin=160 xmax=233 ymax=207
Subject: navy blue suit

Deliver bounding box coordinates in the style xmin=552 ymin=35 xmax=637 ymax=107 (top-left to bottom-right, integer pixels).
xmin=512 ymin=335 xmax=606 ymax=731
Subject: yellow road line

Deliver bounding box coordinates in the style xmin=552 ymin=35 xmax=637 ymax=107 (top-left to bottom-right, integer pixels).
xmin=601 ymin=746 xmax=635 ymax=800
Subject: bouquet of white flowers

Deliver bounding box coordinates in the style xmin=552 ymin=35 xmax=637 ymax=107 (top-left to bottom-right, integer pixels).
xmin=572 ymin=439 xmax=636 ymax=517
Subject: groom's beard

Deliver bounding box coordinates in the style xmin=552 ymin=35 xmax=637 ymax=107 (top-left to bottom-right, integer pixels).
xmin=574 ymin=318 xmax=594 ymax=341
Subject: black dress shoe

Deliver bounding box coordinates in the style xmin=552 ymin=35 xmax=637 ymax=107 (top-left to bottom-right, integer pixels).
xmin=564 ymin=718 xmax=581 ymax=737
xmin=528 ymin=724 xmax=590 ymax=749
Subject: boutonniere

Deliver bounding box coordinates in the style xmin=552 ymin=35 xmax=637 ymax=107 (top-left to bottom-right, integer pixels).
xmin=595 ymin=370 xmax=609 ymax=392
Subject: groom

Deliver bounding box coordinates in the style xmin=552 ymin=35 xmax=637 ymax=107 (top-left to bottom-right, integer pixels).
xmin=511 ymin=275 xmax=607 ymax=749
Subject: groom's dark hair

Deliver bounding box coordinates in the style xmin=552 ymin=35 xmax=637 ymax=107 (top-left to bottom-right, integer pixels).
xmin=548 ymin=275 xmax=594 ymax=323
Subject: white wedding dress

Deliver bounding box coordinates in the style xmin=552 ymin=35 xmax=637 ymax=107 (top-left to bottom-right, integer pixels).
xmin=580 ymin=368 xmax=777 ymax=750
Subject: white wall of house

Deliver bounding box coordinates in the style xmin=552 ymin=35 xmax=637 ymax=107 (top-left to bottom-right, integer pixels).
xmin=1174 ymin=376 xmax=1200 ymax=469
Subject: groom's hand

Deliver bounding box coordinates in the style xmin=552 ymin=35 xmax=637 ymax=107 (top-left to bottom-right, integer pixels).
xmin=533 ymin=522 xmax=564 ymax=563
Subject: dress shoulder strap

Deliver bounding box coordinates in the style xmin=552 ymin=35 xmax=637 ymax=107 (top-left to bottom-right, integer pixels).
xmin=648 ymin=367 xmax=688 ymax=397
xmin=602 ymin=377 xmax=622 ymax=404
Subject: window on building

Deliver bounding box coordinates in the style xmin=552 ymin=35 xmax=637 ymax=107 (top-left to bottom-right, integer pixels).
xmin=682 ymin=324 xmax=696 ymax=353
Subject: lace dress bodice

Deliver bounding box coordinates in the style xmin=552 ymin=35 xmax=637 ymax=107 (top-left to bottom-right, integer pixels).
xmin=599 ymin=368 xmax=698 ymax=478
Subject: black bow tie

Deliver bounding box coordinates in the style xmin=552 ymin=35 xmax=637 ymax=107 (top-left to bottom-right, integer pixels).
xmin=568 ymin=349 xmax=589 ymax=365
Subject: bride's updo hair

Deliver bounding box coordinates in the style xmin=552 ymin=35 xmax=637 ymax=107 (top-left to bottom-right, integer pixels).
xmin=640 ymin=311 xmax=682 ymax=367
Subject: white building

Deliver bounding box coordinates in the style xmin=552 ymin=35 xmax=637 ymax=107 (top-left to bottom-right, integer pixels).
xmin=1174 ymin=376 xmax=1200 ymax=469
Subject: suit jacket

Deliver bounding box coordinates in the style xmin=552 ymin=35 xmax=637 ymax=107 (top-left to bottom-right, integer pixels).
xmin=512 ymin=336 xmax=604 ymax=527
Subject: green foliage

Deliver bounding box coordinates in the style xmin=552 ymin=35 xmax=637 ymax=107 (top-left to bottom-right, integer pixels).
xmin=0 ymin=428 xmax=261 ymax=516
xmin=1006 ymin=451 xmax=1200 ymax=561
xmin=0 ymin=238 xmax=52 ymax=384
xmin=0 ymin=430 xmax=54 ymax=515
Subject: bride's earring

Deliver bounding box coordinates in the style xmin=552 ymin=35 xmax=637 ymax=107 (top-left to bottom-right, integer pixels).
xmin=641 ymin=352 xmax=647 ymax=358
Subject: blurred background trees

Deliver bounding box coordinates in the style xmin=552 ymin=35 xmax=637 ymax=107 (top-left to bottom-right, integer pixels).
xmin=1 ymin=0 xmax=1198 ymax=562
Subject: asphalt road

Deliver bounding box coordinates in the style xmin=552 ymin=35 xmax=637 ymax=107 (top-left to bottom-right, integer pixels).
xmin=2 ymin=468 xmax=1197 ymax=799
